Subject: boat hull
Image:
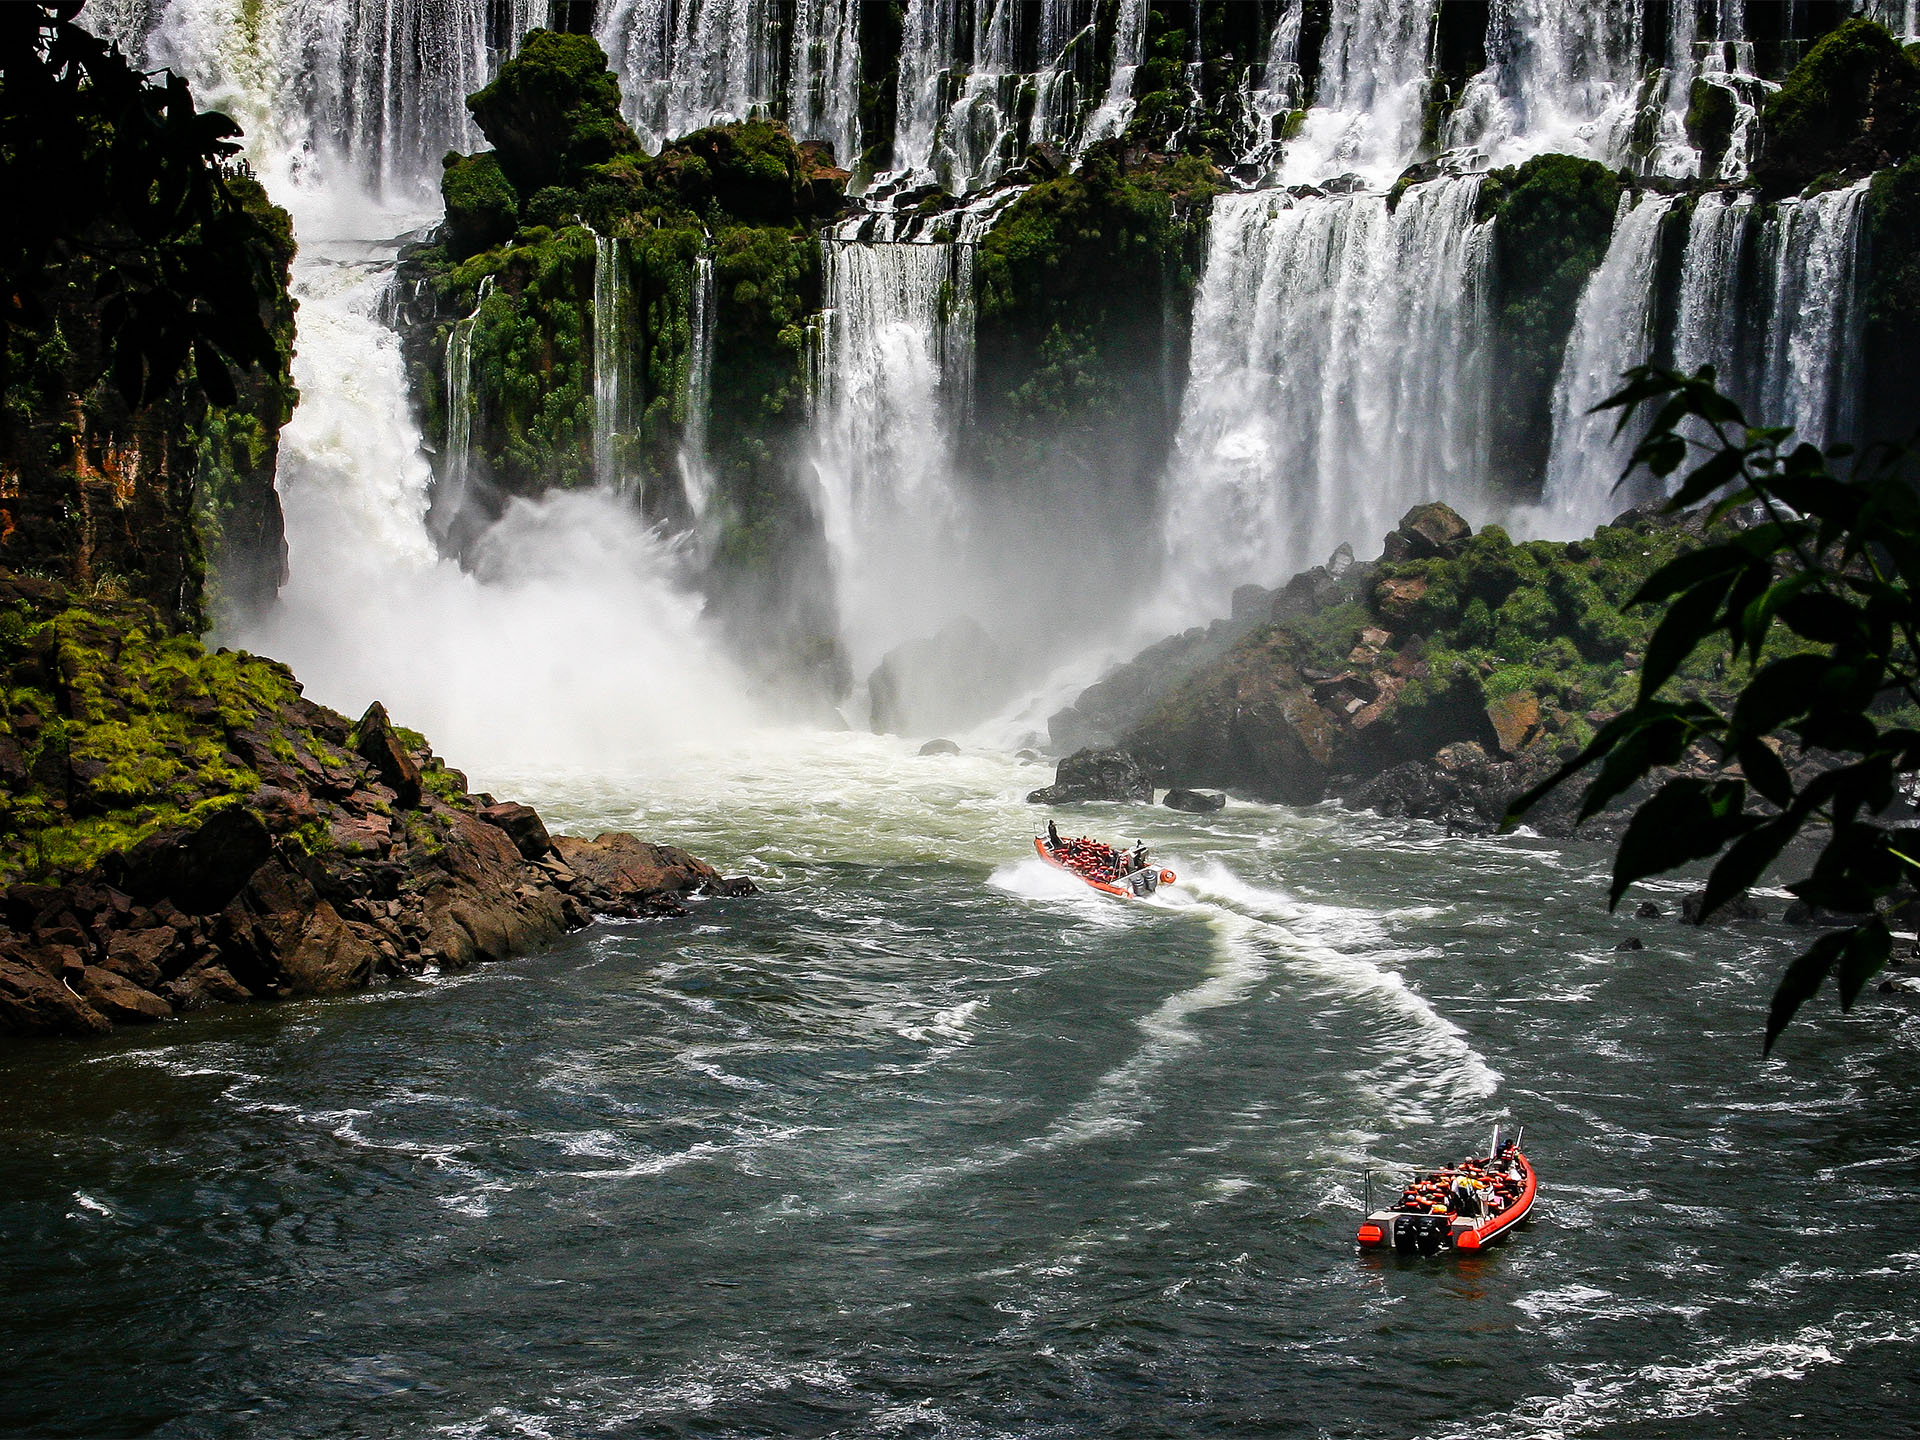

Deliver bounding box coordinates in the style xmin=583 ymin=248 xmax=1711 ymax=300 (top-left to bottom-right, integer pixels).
xmin=1034 ymin=837 xmax=1164 ymax=900
xmin=1356 ymin=1152 xmax=1537 ymax=1254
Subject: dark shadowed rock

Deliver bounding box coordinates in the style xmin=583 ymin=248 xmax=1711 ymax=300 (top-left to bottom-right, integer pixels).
xmin=0 ymin=952 xmax=111 ymax=1035
xmin=353 ymin=701 xmax=423 ymax=808
xmin=1636 ymin=900 xmax=1663 ymax=918
xmin=919 ymin=738 xmax=960 ymax=756
xmin=1163 ymin=789 xmax=1226 ymax=813
xmin=479 ymin=801 xmax=554 ymax=860
xmin=1681 ymin=889 xmax=1767 ymax=925
xmin=1026 ymin=747 xmax=1153 ymax=805
xmin=118 ymin=806 xmax=272 ymax=915
xmin=1783 ymin=899 xmax=1874 ymax=927
xmin=1615 ymin=937 xmax=1645 ymax=951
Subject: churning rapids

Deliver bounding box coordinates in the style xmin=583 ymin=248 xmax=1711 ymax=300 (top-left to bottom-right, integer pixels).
xmin=6 ymin=737 xmax=1920 ymax=1437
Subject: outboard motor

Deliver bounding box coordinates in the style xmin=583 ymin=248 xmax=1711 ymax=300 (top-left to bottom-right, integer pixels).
xmin=1393 ymin=1218 xmax=1418 ymax=1254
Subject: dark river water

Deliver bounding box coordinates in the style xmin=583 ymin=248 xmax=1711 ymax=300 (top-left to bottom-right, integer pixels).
xmin=4 ymin=739 xmax=1918 ymax=1438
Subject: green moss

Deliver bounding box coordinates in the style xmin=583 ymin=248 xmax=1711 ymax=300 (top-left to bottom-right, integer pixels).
xmin=1758 ymin=18 xmax=1920 ymax=193
xmin=0 ymin=594 xmax=327 ymax=882
xmin=1686 ymin=77 xmax=1738 ymax=177
xmin=441 ymin=151 xmax=521 ymax=260
xmin=466 ymin=29 xmax=638 ymax=195
xmin=1477 ymin=154 xmax=1624 ymax=496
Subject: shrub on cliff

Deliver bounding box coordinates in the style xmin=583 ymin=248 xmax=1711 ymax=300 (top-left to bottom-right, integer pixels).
xmin=1755 ymin=18 xmax=1920 ymax=193
xmin=1865 ymin=159 xmax=1920 ymax=445
xmin=1476 ymin=154 xmax=1624 ymax=496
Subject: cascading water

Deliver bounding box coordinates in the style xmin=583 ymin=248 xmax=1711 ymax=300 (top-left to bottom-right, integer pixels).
xmin=1078 ymin=0 xmax=1149 ymax=150
xmin=591 ymin=230 xmax=629 ymax=491
xmin=679 ymin=252 xmax=718 ymax=531
xmin=1536 ymin=192 xmax=1676 ymax=535
xmin=1236 ymin=0 xmax=1305 ymax=173
xmin=810 ymin=229 xmax=976 ymax=668
xmin=1280 ymin=0 xmax=1435 ymax=185
xmin=1444 ymin=0 xmax=1646 ymax=173
xmin=594 ymin=0 xmax=783 ymax=153
xmin=889 ymin=0 xmax=1104 ymax=194
xmin=1755 ymin=179 xmax=1872 ymax=453
xmin=786 ymin=0 xmax=863 ymax=167
xmin=441 ymin=274 xmax=495 ymax=535
xmin=1672 ymin=190 xmax=1754 ymax=385
xmin=1158 ymin=177 xmax=1494 ymax=615
xmin=111 ymin=0 xmax=545 ymax=198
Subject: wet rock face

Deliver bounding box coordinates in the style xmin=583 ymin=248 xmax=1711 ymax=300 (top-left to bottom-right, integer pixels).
xmin=1026 ymin=747 xmax=1153 ymax=805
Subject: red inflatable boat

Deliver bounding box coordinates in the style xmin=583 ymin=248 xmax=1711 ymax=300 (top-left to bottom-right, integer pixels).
xmin=1356 ymin=1127 xmax=1537 ymax=1255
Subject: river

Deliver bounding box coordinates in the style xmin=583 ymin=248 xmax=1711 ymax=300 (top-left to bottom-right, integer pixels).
xmin=4 ymin=736 xmax=1918 ymax=1437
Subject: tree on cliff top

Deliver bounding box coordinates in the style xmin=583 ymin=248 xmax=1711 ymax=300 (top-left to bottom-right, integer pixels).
xmin=0 ymin=2 xmax=278 ymax=408
xmin=1509 ymin=368 xmax=1920 ymax=1052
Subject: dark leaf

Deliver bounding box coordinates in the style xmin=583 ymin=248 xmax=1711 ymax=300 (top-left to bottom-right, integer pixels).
xmin=1766 ymin=933 xmax=1847 ymax=1053
xmin=1609 ymin=778 xmax=1749 ymax=909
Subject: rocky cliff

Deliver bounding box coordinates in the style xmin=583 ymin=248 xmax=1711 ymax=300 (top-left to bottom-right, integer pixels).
xmin=1043 ymin=500 xmax=1819 ymax=838
xmin=0 ymin=571 xmax=750 ymax=1038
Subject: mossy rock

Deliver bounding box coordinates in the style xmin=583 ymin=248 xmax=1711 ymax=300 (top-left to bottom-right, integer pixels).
xmin=1756 ymin=18 xmax=1920 ymax=193
xmin=466 ymin=29 xmax=639 ymax=195
xmin=441 ymin=151 xmax=520 ymax=260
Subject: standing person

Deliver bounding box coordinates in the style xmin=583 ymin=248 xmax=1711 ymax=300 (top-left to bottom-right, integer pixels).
xmin=1046 ymin=820 xmax=1061 ymax=850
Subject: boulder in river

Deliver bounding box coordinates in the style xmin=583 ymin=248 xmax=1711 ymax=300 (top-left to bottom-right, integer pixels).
xmin=1026 ymin=747 xmax=1153 ymax=805
xmin=918 ymin=738 xmax=960 ymax=756
xmin=478 ymin=801 xmax=554 ymax=861
xmin=1163 ymin=789 xmax=1226 ymax=813
xmin=1681 ymin=889 xmax=1767 ymax=925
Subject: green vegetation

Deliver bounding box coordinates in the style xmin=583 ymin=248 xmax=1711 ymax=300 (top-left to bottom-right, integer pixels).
xmin=0 ymin=3 xmax=297 ymax=631
xmin=1756 ymin=18 xmax=1920 ymax=193
xmin=415 ymin=35 xmax=838 ymax=548
xmin=973 ymin=148 xmax=1221 ymax=447
xmin=1511 ymin=367 xmax=1920 ymax=1050
xmin=1476 ymin=154 xmax=1624 ymax=496
xmin=1865 ymin=159 xmax=1920 ymax=444
xmin=0 ymin=580 xmax=307 ymax=881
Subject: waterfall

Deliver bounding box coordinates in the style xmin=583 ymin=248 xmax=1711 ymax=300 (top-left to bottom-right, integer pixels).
xmin=591 ymin=231 xmax=629 ymax=491
xmin=1159 ymin=177 xmax=1495 ymax=615
xmin=810 ymin=212 xmax=986 ymax=666
xmin=1869 ymin=1 xmax=1920 ymax=40
xmin=114 ymin=0 xmax=545 ymax=197
xmin=1444 ymin=0 xmax=1647 ymax=172
xmin=1537 ymin=193 xmax=1675 ymax=534
xmin=1278 ymin=0 xmax=1436 ymax=184
xmin=1079 ymin=0 xmax=1150 ymax=150
xmin=889 ymin=0 xmax=1101 ymax=193
xmin=1755 ymin=180 xmax=1872 ymax=453
xmin=1237 ymin=0 xmax=1305 ymax=170
xmin=440 ymin=275 xmax=495 ymax=534
xmin=594 ymin=0 xmax=782 ymax=153
xmin=679 ymin=253 xmax=718 ymax=528
xmin=787 ymin=0 xmax=863 ymax=167
xmin=1672 ymin=191 xmax=1754 ymax=386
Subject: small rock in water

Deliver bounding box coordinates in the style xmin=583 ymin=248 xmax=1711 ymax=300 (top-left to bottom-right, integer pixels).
xmin=1635 ymin=900 xmax=1663 ymax=919
xmin=1015 ymin=749 xmax=1041 ymax=763
xmin=1615 ymin=937 xmax=1645 ymax=951
xmin=918 ymin=738 xmax=960 ymax=756
xmin=1163 ymin=789 xmax=1226 ymax=813
xmin=1026 ymin=746 xmax=1152 ymax=805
